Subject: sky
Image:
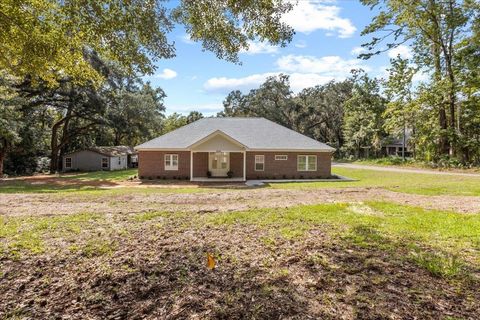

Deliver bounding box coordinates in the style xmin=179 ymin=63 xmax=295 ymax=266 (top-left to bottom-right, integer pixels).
xmin=144 ymin=0 xmax=413 ymax=116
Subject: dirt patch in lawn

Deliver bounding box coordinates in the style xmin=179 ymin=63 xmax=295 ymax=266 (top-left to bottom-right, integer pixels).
xmin=1 ymin=214 xmax=478 ymax=319
xmin=1 ymin=187 xmax=479 ymax=217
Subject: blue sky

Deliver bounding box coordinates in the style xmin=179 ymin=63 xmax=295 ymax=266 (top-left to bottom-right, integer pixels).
xmin=144 ymin=0 xmax=413 ymax=116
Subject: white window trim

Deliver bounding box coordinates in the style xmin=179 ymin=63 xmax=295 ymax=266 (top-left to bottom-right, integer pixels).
xmin=297 ymin=155 xmax=317 ymax=172
xmin=275 ymin=155 xmax=288 ymax=161
xmin=165 ymin=154 xmax=179 ymax=171
xmin=254 ymin=155 xmax=265 ymax=171
xmin=65 ymin=157 xmax=72 ymax=168
xmin=101 ymin=157 xmax=109 ymax=168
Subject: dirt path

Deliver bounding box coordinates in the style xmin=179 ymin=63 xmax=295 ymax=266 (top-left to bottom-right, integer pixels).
xmin=1 ymin=187 xmax=479 ymax=217
xmin=334 ymin=162 xmax=480 ymax=177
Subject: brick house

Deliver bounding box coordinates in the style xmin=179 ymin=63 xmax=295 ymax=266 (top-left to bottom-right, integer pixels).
xmin=135 ymin=117 xmax=335 ymax=181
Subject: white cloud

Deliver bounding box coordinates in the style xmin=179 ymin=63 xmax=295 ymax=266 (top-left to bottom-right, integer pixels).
xmin=204 ymin=73 xmax=278 ymax=93
xmin=294 ymin=40 xmax=307 ymax=48
xmin=276 ymin=54 xmax=369 ymax=75
xmin=204 ymin=53 xmax=370 ymax=93
xmin=282 ymin=0 xmax=356 ymax=38
xmin=240 ymin=40 xmax=279 ymax=55
xmin=388 ymin=45 xmax=413 ymax=59
xmin=155 ymin=68 xmax=177 ymax=80
xmin=203 ymin=72 xmax=347 ymax=94
xmin=350 ymin=46 xmax=367 ymax=56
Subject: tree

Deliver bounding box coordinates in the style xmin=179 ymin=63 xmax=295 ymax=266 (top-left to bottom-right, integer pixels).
xmin=384 ymin=57 xmax=417 ymax=159
xmin=106 ymin=81 xmax=166 ymax=146
xmin=186 ymin=111 xmax=204 ymax=124
xmin=162 ymin=113 xmax=189 ymax=134
xmin=0 ymin=77 xmax=22 ymax=176
xmin=360 ymin=0 xmax=478 ymax=161
xmin=0 ymin=0 xmax=294 ymax=85
xmin=342 ymin=70 xmax=387 ymax=158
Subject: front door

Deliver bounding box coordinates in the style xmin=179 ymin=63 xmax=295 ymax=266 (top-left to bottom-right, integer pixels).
xmin=208 ymin=152 xmax=229 ymax=177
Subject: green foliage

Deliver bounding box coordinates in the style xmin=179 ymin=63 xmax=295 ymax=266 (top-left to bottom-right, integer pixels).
xmin=342 ymin=70 xmax=387 ymax=157
xmin=161 ymin=111 xmax=204 ymax=134
xmin=360 ymin=0 xmax=480 ymax=164
xmin=105 ymin=80 xmax=166 ymax=146
xmin=0 ymin=0 xmax=293 ymax=85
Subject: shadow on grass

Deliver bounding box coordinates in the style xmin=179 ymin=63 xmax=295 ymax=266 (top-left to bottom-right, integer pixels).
xmin=1 ymin=245 xmax=306 ymax=319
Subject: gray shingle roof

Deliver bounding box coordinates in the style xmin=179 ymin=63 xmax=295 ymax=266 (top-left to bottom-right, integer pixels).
xmin=136 ymin=117 xmax=335 ymax=152
xmin=88 ymin=146 xmax=136 ymax=156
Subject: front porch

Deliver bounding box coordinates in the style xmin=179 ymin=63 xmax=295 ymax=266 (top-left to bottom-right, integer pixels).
xmin=189 ymin=131 xmax=247 ymax=181
xmin=190 ymin=151 xmax=246 ymax=181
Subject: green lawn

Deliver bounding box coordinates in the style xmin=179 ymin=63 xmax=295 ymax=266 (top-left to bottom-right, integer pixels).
xmin=207 ymin=202 xmax=480 ymax=268
xmin=1 ymin=167 xmax=480 ymax=196
xmin=61 ymin=168 xmax=138 ymax=181
xmin=271 ymin=167 xmax=480 ymax=196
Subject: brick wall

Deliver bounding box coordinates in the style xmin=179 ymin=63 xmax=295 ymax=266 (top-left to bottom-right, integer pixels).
xmin=245 ymin=152 xmax=331 ymax=179
xmin=192 ymin=152 xmax=208 ymax=177
xmin=229 ymin=152 xmax=244 ymax=178
xmin=138 ymin=151 xmax=190 ymax=179
xmin=138 ymin=150 xmax=332 ymax=180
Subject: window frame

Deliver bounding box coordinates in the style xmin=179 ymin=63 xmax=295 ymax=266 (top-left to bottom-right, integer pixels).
xmin=297 ymin=155 xmax=317 ymax=172
xmin=254 ymin=155 xmax=265 ymax=171
xmin=274 ymin=155 xmax=288 ymax=161
xmin=65 ymin=157 xmax=72 ymax=168
xmin=101 ymin=157 xmax=109 ymax=168
xmin=165 ymin=154 xmax=179 ymax=171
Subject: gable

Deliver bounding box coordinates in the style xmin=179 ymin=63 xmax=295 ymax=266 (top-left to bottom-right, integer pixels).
xmin=190 ymin=131 xmax=245 ymax=152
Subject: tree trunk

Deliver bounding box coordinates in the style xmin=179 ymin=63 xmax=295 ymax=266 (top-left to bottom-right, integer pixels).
xmin=50 ymin=126 xmax=60 ymax=174
xmin=0 ymin=151 xmax=5 ymax=178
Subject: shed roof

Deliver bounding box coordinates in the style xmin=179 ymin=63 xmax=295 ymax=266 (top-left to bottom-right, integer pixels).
xmin=66 ymin=146 xmax=136 ymax=157
xmin=136 ymin=117 xmax=335 ymax=152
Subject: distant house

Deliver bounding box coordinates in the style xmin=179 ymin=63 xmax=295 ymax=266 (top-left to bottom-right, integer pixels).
xmin=62 ymin=146 xmax=138 ymax=172
xmin=382 ymin=134 xmax=412 ymax=157
xmin=135 ymin=117 xmax=335 ymax=181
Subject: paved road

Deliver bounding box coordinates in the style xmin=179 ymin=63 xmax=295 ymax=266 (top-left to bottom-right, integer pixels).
xmin=333 ymin=162 xmax=480 ymax=177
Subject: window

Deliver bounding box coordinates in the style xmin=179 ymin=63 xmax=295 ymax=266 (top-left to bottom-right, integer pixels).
xmin=297 ymin=155 xmax=317 ymax=171
xmin=254 ymin=155 xmax=264 ymax=171
xmin=102 ymin=157 xmax=109 ymax=168
xmin=118 ymin=157 xmax=121 ymax=165
xmin=165 ymin=154 xmax=178 ymax=171
xmin=275 ymin=155 xmax=288 ymax=161
xmin=65 ymin=157 xmax=72 ymax=168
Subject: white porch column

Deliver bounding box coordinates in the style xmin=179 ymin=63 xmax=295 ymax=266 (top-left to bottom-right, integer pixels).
xmin=190 ymin=151 xmax=193 ymax=181
xmin=243 ymin=151 xmax=246 ymax=181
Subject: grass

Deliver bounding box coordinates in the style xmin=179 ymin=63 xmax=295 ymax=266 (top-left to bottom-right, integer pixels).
xmin=271 ymin=167 xmax=480 ymax=196
xmin=61 ymin=168 xmax=138 ymax=181
xmin=207 ymin=202 xmax=480 ymax=275
xmin=3 ymin=201 xmax=476 ymax=278
xmin=346 ymin=157 xmax=480 ymax=172
xmin=1 ymin=167 xmax=480 ymax=196
xmin=0 ymin=212 xmax=102 ymax=257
